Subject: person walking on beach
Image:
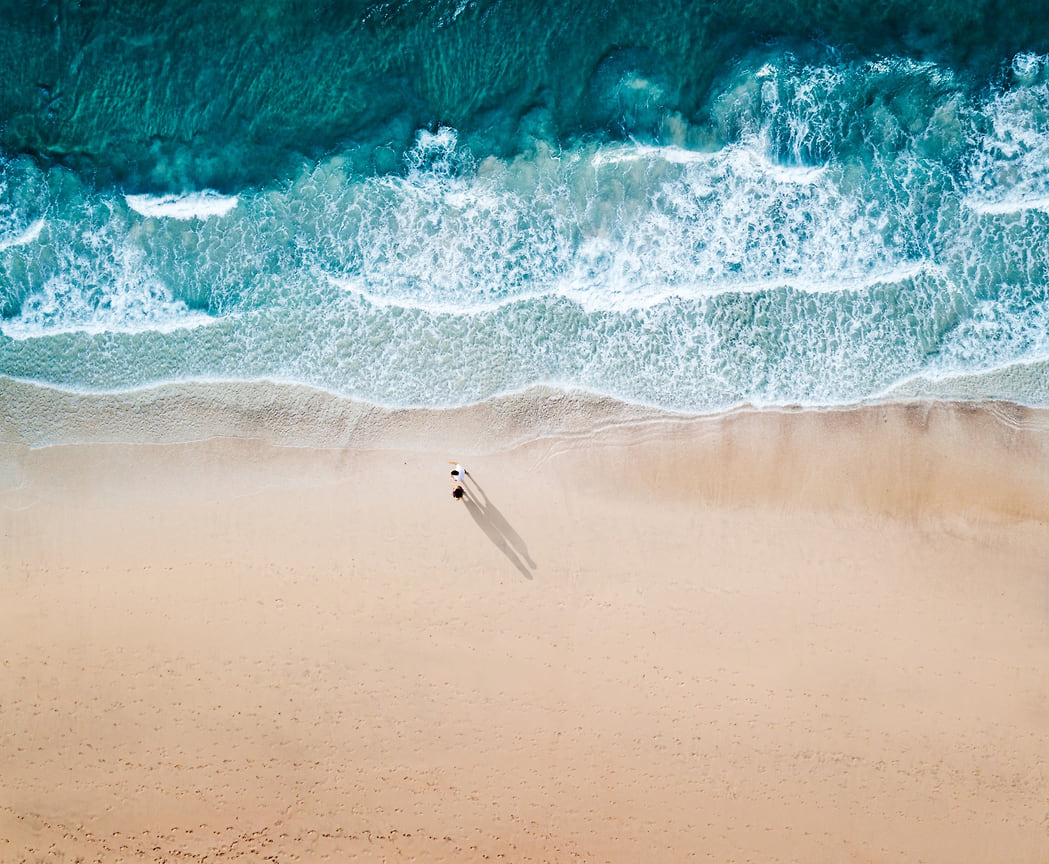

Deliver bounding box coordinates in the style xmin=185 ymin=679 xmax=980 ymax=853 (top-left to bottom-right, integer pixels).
xmin=449 ymin=461 xmax=468 ymax=501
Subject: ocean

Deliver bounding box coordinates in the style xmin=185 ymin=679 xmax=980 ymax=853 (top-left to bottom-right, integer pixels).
xmin=2 ymin=0 xmax=1049 ymax=414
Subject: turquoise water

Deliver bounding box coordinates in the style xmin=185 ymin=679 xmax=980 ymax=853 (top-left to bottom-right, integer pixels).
xmin=1 ymin=1 xmax=1048 ymax=411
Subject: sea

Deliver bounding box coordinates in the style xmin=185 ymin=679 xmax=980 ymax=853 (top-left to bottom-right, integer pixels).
xmin=2 ymin=0 xmax=1049 ymax=416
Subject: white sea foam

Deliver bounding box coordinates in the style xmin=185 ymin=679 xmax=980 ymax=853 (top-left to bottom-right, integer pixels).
xmin=125 ymin=191 xmax=238 ymax=219
xmin=324 ymin=274 xmax=546 ymax=314
xmin=0 ymin=239 xmax=215 ymax=340
xmin=590 ymin=144 xmax=716 ymax=168
xmin=963 ymin=195 xmax=1049 ymax=214
xmin=0 ymin=218 xmax=44 ymax=250
xmin=305 ymin=130 xmax=906 ymax=319
xmin=590 ymin=141 xmax=825 ymax=183
xmin=1011 ymin=52 xmax=1047 ymax=86
xmin=326 ymin=262 xmax=933 ymax=317
xmin=966 ymin=60 xmax=1049 ymax=216
xmin=0 ymin=275 xmax=215 ymax=339
xmin=0 ymin=309 xmax=214 ymax=340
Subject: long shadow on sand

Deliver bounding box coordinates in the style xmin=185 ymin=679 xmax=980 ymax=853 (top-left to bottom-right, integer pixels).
xmin=462 ymin=476 xmax=537 ymax=580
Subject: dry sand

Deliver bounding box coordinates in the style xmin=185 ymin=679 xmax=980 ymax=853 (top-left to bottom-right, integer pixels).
xmin=2 ymin=399 xmax=1048 ymax=863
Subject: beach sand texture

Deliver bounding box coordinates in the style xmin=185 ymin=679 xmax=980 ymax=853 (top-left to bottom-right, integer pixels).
xmin=2 ymin=399 xmax=1049 ymax=863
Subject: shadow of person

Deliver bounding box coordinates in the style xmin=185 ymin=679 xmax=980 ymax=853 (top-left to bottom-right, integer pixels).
xmin=461 ymin=477 xmax=537 ymax=580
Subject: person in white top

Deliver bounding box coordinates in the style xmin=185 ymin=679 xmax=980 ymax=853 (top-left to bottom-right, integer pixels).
xmin=449 ymin=461 xmax=468 ymax=500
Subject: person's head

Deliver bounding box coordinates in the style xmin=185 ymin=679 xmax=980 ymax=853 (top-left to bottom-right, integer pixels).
xmin=452 ymin=485 xmax=464 ymax=499
xmin=450 ymin=469 xmax=460 ymax=478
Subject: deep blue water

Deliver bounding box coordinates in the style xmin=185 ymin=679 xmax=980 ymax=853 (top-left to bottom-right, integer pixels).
xmin=1 ymin=0 xmax=1048 ymax=411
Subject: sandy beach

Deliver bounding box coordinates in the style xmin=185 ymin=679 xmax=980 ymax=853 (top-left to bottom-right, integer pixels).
xmin=2 ymin=391 xmax=1048 ymax=863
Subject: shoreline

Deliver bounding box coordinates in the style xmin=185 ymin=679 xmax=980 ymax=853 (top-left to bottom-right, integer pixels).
xmin=3 ymin=375 xmax=1048 ymax=525
xmin=2 ymin=386 xmax=1048 ymax=862
xmin=4 ymin=372 xmax=1049 ymax=451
